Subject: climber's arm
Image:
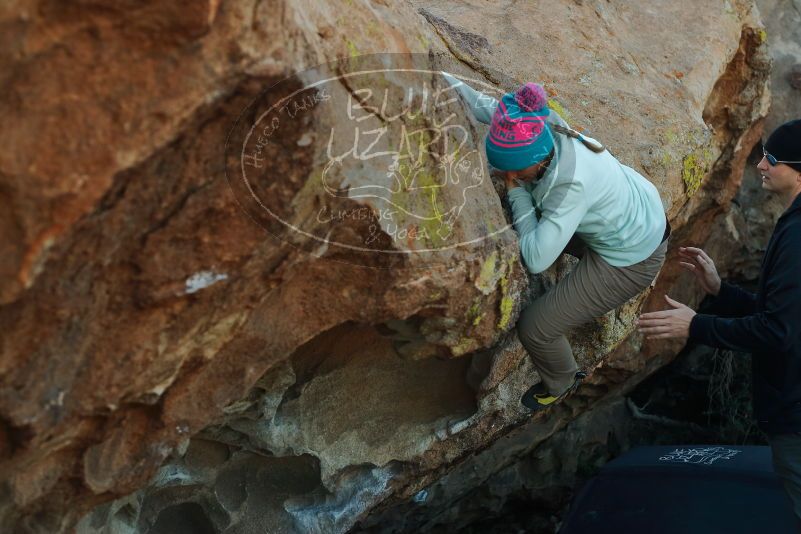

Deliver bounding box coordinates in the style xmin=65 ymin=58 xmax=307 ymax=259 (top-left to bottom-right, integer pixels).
xmin=441 ymin=71 xmax=498 ymax=125
xmin=506 ymin=179 xmax=588 ymax=274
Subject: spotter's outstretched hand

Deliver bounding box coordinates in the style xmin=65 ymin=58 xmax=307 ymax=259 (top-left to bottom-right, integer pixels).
xmin=635 ymin=294 xmax=696 ymax=341
xmin=678 ymin=246 xmax=721 ymax=296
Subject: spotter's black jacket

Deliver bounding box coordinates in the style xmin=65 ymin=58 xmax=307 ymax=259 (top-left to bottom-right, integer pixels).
xmin=690 ymin=191 xmax=801 ymax=435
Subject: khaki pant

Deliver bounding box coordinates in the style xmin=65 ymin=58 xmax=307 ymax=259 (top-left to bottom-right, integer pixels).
xmin=516 ymin=236 xmax=668 ymax=396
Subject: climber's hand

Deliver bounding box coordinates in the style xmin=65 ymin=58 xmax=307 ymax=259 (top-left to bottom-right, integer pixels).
xmin=635 ymin=295 xmax=696 ymax=340
xmin=505 ymin=175 xmax=522 ymax=192
xmin=678 ymin=246 xmax=721 ymax=296
xmin=491 ymin=169 xmax=520 ymax=192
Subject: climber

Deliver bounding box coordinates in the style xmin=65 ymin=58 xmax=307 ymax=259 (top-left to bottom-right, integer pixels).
xmin=636 ymin=119 xmax=801 ymax=525
xmin=441 ymin=72 xmax=670 ymax=411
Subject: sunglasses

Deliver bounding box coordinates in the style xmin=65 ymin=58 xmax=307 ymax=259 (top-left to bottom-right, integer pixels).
xmin=762 ymin=146 xmax=801 ymax=166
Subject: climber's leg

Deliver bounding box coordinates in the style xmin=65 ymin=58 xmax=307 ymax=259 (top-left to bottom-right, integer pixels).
xmin=517 ymin=232 xmax=588 ymax=395
xmin=517 ymin=239 xmax=668 ymax=397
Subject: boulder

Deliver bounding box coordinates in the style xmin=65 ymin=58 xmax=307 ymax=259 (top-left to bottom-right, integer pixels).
xmin=0 ymin=0 xmax=770 ymax=531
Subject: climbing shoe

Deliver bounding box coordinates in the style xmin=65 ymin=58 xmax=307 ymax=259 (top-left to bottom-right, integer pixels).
xmin=521 ymin=371 xmax=587 ymax=411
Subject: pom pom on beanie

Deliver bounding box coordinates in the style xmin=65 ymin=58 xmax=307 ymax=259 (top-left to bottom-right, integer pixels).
xmin=514 ymin=82 xmax=548 ymax=112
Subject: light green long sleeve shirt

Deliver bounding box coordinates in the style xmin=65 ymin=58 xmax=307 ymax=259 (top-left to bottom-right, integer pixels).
xmin=442 ymin=72 xmax=667 ymax=274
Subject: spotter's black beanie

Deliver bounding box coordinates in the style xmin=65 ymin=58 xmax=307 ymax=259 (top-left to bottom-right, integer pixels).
xmin=765 ymin=119 xmax=801 ymax=172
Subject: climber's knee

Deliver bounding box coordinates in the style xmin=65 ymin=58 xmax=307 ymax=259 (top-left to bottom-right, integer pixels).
xmin=517 ymin=300 xmax=566 ymax=350
xmin=517 ymin=319 xmax=560 ymax=353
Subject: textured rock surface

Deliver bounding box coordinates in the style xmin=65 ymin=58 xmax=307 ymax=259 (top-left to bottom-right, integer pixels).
xmin=376 ymin=0 xmax=797 ymax=529
xmin=707 ymin=0 xmax=801 ymax=281
xmin=0 ymin=0 xmax=771 ymax=532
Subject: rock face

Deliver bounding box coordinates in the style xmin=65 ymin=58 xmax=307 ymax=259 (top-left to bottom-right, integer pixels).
xmin=0 ymin=0 xmax=771 ymax=532
xmin=707 ymin=0 xmax=801 ymax=282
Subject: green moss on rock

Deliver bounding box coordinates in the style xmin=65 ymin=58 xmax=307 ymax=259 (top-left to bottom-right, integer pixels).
xmin=475 ymin=251 xmax=499 ymax=294
xmin=547 ymin=99 xmax=572 ymax=122
xmin=682 ymin=147 xmax=713 ymax=198
xmin=496 ymin=255 xmax=516 ymax=331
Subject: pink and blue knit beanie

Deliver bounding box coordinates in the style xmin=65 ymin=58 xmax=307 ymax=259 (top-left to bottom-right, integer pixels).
xmin=486 ymin=82 xmax=554 ymax=171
